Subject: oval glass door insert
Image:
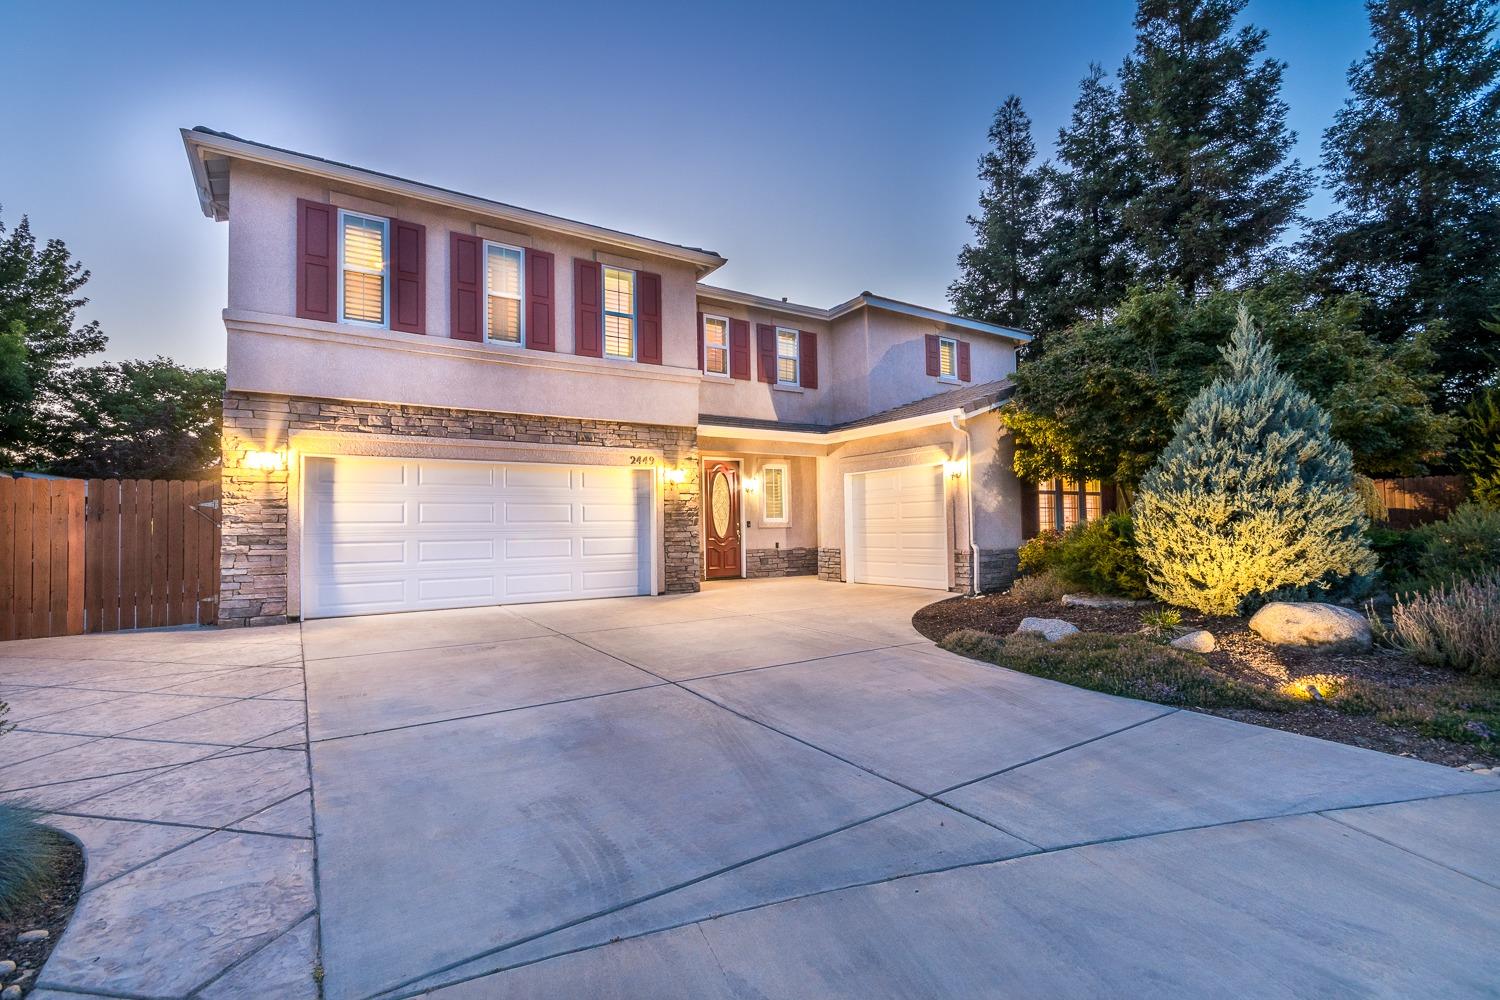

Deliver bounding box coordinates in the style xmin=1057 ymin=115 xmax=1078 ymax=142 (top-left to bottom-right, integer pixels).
xmin=711 ymin=471 xmax=731 ymax=538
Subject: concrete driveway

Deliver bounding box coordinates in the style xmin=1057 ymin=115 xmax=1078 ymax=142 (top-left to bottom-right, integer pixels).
xmin=3 ymin=578 xmax=1498 ymax=999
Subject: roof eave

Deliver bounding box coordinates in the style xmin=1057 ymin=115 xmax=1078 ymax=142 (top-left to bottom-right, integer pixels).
xmin=182 ymin=128 xmax=728 ymax=275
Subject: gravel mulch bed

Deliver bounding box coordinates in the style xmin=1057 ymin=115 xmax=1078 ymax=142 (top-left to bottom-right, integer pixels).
xmin=915 ymin=591 xmax=1498 ymax=769
xmin=0 ymin=831 xmax=83 ymax=997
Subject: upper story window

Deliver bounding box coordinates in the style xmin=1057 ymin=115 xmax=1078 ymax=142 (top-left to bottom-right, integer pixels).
xmin=775 ymin=327 xmax=799 ymax=385
xmin=761 ymin=462 xmax=789 ymax=524
xmin=603 ymin=266 xmax=635 ymax=359
xmin=938 ymin=336 xmax=959 ymax=382
xmin=485 ymin=243 xmax=524 ymax=345
xmin=703 ymin=315 xmax=730 ymax=376
xmin=339 ymin=211 xmax=388 ymax=326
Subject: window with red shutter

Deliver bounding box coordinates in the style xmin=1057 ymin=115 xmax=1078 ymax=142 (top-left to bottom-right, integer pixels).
xmin=799 ymin=331 xmax=818 ymax=389
xmin=924 ymin=333 xmax=941 ymax=377
xmin=574 ymin=258 xmax=602 ymax=357
xmin=525 ymin=249 xmax=555 ymax=351
xmin=296 ymin=199 xmax=337 ymax=322
xmin=449 ymin=233 xmax=483 ymax=342
xmin=390 ymin=219 xmax=426 ymax=334
xmin=756 ymin=324 xmax=776 ymax=383
xmin=637 ymin=271 xmax=662 ymax=364
xmin=730 ymin=319 xmax=751 ymax=380
xmin=958 ymin=340 xmax=972 ymax=382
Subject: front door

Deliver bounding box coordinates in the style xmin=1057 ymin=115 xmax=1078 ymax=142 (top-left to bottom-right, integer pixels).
xmin=703 ymin=460 xmax=741 ymax=579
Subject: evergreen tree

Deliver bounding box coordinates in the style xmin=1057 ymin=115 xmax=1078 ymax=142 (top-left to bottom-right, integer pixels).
xmin=1313 ymin=0 xmax=1500 ymax=404
xmin=950 ymin=96 xmax=1048 ymax=330
xmin=1457 ymin=384 xmax=1500 ymax=508
xmin=1035 ymin=65 xmax=1141 ymax=329
xmin=0 ymin=210 xmax=108 ymax=465
xmin=1119 ymin=0 xmax=1312 ymax=295
xmin=1132 ymin=306 xmax=1378 ymax=614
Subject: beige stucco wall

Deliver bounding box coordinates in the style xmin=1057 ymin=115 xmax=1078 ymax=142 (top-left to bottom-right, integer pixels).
xmin=694 ymin=300 xmax=833 ymax=425
xmin=967 ymin=408 xmax=1025 ymax=551
xmin=841 ymin=308 xmax=1018 ymax=423
xmin=225 ymin=160 xmax=704 ymax=424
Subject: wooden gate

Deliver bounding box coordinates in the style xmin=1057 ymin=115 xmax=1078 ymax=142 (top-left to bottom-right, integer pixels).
xmin=0 ymin=477 xmax=220 ymax=641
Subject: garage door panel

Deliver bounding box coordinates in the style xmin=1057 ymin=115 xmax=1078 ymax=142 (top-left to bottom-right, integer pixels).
xmin=303 ymin=456 xmax=649 ymax=618
xmin=849 ymin=465 xmax=947 ymax=590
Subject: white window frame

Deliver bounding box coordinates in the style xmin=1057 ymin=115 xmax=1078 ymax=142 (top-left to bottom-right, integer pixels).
xmin=603 ymin=265 xmax=637 ymax=361
xmin=337 ymin=209 xmax=389 ymax=328
xmin=938 ymin=335 xmax=959 ymax=383
xmin=760 ymin=462 xmax=790 ymax=526
xmin=484 ymin=240 xmax=526 ymax=347
xmin=702 ymin=314 xmax=731 ymax=377
xmin=775 ymin=326 xmax=800 ymax=386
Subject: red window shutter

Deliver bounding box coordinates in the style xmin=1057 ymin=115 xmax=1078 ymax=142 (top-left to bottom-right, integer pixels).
xmin=296 ymin=199 xmax=337 ymax=322
xmin=730 ymin=319 xmax=751 ymax=380
xmin=757 ymin=324 xmax=776 ymax=383
xmin=924 ymin=333 xmax=940 ymax=376
xmin=574 ymin=258 xmax=602 ymax=357
xmin=449 ymin=233 xmax=483 ymax=342
xmin=697 ymin=311 xmax=705 ymax=371
xmin=800 ymin=331 xmax=818 ymax=389
xmin=1021 ymin=482 xmax=1040 ymax=539
xmin=390 ymin=219 xmax=426 ymax=334
xmin=958 ymin=340 xmax=972 ymax=382
xmin=638 ymin=271 xmax=663 ymax=365
xmin=525 ymin=248 xmax=555 ymax=351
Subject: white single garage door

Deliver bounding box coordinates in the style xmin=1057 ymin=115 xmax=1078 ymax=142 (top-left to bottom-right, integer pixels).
xmin=301 ymin=456 xmax=651 ymax=618
xmin=847 ymin=464 xmax=948 ymax=590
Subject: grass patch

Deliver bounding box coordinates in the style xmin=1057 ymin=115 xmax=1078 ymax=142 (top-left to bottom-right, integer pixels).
xmin=940 ymin=629 xmax=1289 ymax=711
xmin=0 ymin=802 xmax=64 ymax=920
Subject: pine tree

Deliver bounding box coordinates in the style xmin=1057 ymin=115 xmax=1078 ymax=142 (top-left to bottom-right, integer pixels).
xmin=1457 ymin=384 xmax=1500 ymax=508
xmin=1035 ymin=65 xmax=1141 ymax=329
xmin=1314 ymin=0 xmax=1500 ymax=404
xmin=949 ymin=96 xmax=1048 ymax=331
xmin=1119 ymin=0 xmax=1312 ymax=296
xmin=1132 ymin=305 xmax=1378 ymax=614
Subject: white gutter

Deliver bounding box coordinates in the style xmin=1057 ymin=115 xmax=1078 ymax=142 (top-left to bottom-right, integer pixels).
xmin=182 ymin=129 xmax=728 ymax=276
xmin=693 ymin=288 xmax=1033 ymax=344
xmin=698 ymin=407 xmax=969 ymax=445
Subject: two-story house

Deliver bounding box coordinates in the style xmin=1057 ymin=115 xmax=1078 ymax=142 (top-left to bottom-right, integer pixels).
xmin=182 ymin=127 xmax=1034 ymax=625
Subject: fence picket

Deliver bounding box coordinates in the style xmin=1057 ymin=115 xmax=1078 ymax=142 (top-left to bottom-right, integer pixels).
xmin=100 ymin=480 xmax=121 ymax=632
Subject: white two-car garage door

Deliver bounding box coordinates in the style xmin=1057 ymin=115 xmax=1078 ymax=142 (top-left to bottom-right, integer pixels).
xmin=301 ymin=456 xmax=652 ymax=619
xmin=846 ymin=465 xmax=948 ymax=590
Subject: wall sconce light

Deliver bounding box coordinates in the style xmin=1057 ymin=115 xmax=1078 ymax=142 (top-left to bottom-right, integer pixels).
xmin=662 ymin=467 xmax=687 ymax=485
xmin=244 ymin=449 xmax=288 ymax=472
xmin=944 ymin=460 xmax=966 ymax=480
xmin=743 ymin=476 xmax=761 ymax=493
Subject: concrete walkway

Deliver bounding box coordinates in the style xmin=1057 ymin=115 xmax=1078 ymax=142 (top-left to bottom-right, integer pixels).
xmin=2 ymin=578 xmax=1497 ymax=998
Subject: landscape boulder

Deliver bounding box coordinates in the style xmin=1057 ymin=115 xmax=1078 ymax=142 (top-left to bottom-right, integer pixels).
xmin=1061 ymin=593 xmax=1151 ymax=609
xmin=1169 ymin=629 xmax=1216 ymax=653
xmin=1015 ymin=617 xmax=1080 ymax=642
xmin=1248 ymin=602 xmax=1371 ymax=651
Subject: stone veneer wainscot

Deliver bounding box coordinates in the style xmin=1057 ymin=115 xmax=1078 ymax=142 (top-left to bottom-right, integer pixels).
xmin=219 ymin=391 xmax=700 ymax=627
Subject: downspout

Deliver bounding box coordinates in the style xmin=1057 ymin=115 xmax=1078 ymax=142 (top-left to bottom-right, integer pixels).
xmin=951 ymin=413 xmax=979 ymax=596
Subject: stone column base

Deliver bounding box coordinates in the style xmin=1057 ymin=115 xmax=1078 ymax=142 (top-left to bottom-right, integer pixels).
xmin=817 ymin=547 xmax=843 ymax=582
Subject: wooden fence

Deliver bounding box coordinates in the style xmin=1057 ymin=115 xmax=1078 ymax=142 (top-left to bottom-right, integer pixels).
xmin=0 ymin=477 xmax=220 ymax=641
xmin=1371 ymin=475 xmax=1468 ymax=529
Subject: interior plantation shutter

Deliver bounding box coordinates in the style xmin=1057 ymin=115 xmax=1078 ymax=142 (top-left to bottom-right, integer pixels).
xmin=799 ymin=331 xmax=818 ymax=389
xmin=757 ymin=324 xmax=776 ymax=383
xmin=573 ymin=258 xmax=603 ymax=357
xmin=449 ymin=233 xmax=484 ymax=342
xmin=637 ymin=271 xmax=663 ymax=364
xmin=390 ymin=219 xmax=426 ymax=334
xmin=525 ymin=249 xmax=555 ymax=351
xmin=958 ymin=340 xmax=972 ymax=382
xmin=924 ymin=334 xmax=941 ymax=377
xmin=730 ymin=319 xmax=751 ymax=380
xmin=296 ymin=199 xmax=337 ymax=322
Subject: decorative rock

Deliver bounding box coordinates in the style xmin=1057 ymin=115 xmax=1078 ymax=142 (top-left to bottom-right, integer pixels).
xmin=1248 ymin=602 xmax=1372 ymax=650
xmin=0 ymin=960 xmax=12 ymax=977
xmin=1169 ymin=629 xmax=1217 ymax=653
xmin=1061 ymin=593 xmax=1151 ymax=609
xmin=1 ymin=985 xmax=18 ymax=1000
xmin=1015 ymin=617 xmax=1080 ymax=642
xmin=14 ymin=930 xmax=47 ymax=943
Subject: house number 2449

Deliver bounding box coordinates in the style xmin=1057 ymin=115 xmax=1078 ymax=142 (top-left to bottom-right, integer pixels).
xmin=630 ymin=455 xmax=657 ymax=466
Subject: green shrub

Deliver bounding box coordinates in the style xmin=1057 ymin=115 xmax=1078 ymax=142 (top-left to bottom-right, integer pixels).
xmin=1379 ymin=573 xmax=1500 ymax=677
xmin=1133 ymin=306 xmax=1376 ymax=615
xmin=1008 ymin=568 xmax=1069 ymax=602
xmin=940 ymin=629 xmax=1288 ymax=711
xmin=1408 ymin=504 xmax=1500 ymax=591
xmin=1457 ymin=387 xmax=1500 ymax=510
xmin=1366 ymin=525 xmax=1425 ymax=595
xmin=1050 ymin=512 xmax=1149 ymax=598
xmin=1017 ymin=530 xmax=1064 ymax=575
xmin=1140 ymin=607 xmax=1183 ymax=639
xmin=0 ymin=802 xmax=61 ymax=920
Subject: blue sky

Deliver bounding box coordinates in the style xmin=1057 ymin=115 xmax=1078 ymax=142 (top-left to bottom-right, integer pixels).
xmin=0 ymin=0 xmax=1374 ymax=370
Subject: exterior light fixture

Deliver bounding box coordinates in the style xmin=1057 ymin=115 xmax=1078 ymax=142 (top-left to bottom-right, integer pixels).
xmin=944 ymin=460 xmax=965 ymax=480
xmin=244 ymin=449 xmax=288 ymax=472
xmin=743 ymin=476 xmax=761 ymax=492
xmin=662 ymin=467 xmax=687 ymax=484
